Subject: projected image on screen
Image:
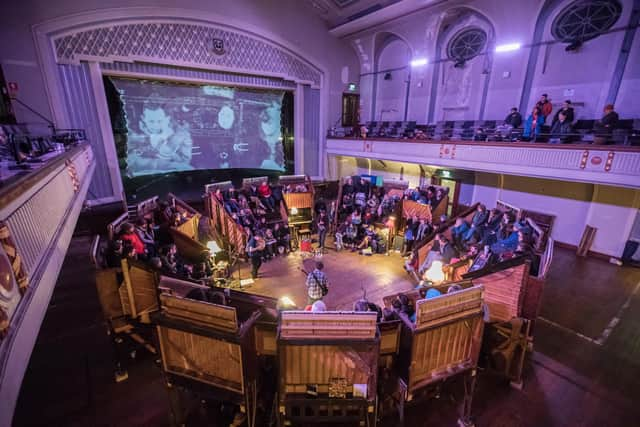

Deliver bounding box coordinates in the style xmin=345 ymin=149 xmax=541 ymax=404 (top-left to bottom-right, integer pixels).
xmin=110 ymin=78 xmax=286 ymax=177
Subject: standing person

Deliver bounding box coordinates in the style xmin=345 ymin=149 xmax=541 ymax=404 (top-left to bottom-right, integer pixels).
xmin=536 ymin=93 xmax=553 ymax=122
xmin=306 ymin=261 xmax=328 ymax=304
xmin=316 ymin=211 xmax=328 ymax=251
xmin=247 ymin=233 xmax=264 ymax=279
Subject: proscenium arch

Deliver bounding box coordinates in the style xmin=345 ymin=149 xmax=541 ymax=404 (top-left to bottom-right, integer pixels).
xmin=427 ymin=7 xmax=496 ymax=123
xmin=371 ymin=31 xmax=413 ymax=121
xmin=32 ymin=7 xmax=328 ymax=128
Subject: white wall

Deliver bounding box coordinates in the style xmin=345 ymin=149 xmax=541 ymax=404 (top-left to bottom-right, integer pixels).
xmin=472 ymin=173 xmax=640 ymax=257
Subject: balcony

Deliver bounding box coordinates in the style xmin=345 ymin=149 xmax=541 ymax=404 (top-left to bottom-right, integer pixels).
xmin=0 ymin=142 xmax=95 ymax=425
xmin=326 ymin=137 xmax=640 ymax=188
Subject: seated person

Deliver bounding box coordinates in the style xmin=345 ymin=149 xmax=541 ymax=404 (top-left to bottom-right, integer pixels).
xmin=463 ymin=204 xmax=489 ymax=243
xmin=273 ymin=222 xmax=291 ymax=253
xmin=552 ymin=100 xmax=575 ymax=125
xmin=120 ymin=222 xmax=147 ymax=259
xmin=431 ymin=188 xmax=446 ymax=209
xmin=257 ymin=180 xmax=276 ymax=211
xmin=105 ymin=239 xmax=124 ymax=268
xmin=418 ymin=234 xmax=458 ymax=274
xmin=351 ymin=209 xmax=363 ymax=226
xmin=480 ymin=208 xmax=502 ymax=244
xmin=264 ymin=228 xmax=277 ymax=259
xmin=342 ymin=177 xmax=355 ymax=196
xmin=491 ymin=224 xmax=520 ymax=255
xmin=415 ymin=218 xmax=433 ymax=242
xmin=522 ymin=106 xmax=544 ymax=140
xmin=343 ymin=222 xmax=358 ymax=249
xmin=353 ymin=299 xmax=383 ymax=322
xmin=403 ymin=251 xmax=421 ymax=282
xmin=392 ymin=294 xmax=415 ymax=323
xmin=469 ymin=246 xmax=495 ymax=272
xmin=335 ymin=220 xmax=349 ymax=251
xmin=496 ymin=107 xmax=523 ymax=138
xmin=549 ymin=112 xmax=574 ymax=144
xmin=593 ymin=104 xmax=619 ymax=145
xmin=451 ymin=217 xmax=470 ymax=249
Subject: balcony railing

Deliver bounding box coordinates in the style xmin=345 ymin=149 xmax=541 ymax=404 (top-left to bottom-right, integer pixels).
xmin=0 ymin=142 xmax=95 ymax=425
xmin=326 ymin=136 xmax=640 ymax=188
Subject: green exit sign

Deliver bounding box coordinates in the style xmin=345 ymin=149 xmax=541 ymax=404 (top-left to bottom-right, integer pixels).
xmin=348 ymin=83 xmax=357 ymax=91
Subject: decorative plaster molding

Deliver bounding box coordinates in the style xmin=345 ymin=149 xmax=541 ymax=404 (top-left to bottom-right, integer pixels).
xmin=52 ymin=20 xmax=321 ymax=87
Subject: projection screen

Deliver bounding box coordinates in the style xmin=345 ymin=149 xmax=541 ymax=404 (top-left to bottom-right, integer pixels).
xmin=109 ymin=77 xmax=286 ymax=176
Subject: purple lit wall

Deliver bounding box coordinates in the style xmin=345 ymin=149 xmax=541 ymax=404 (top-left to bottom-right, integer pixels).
xmin=350 ymin=0 xmax=640 ymax=123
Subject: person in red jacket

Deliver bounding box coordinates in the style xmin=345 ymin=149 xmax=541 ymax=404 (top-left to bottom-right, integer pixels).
xmin=120 ymin=222 xmax=147 ymax=258
xmin=257 ymin=180 xmax=276 ymax=211
xmin=536 ymin=93 xmax=553 ymax=122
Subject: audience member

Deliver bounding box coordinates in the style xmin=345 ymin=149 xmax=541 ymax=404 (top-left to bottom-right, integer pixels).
xmin=536 ymin=93 xmax=553 ymax=121
xmin=522 ymin=106 xmax=544 ymax=140
xmin=593 ymin=104 xmax=619 ymax=145
xmin=549 ymin=112 xmax=573 ymax=144
xmin=552 ymin=100 xmax=574 ymax=125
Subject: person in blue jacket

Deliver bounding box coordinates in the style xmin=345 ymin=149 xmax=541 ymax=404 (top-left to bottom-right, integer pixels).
xmin=522 ymin=106 xmax=544 ymax=140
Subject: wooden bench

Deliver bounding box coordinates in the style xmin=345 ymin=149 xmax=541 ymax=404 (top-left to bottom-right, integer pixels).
xmin=166 ymin=193 xmax=210 ymax=263
xmin=155 ymin=293 xmax=264 ymax=427
xmin=382 ymin=285 xmax=484 ymax=425
xmin=204 ymin=183 xmax=248 ymax=259
xmin=277 ymin=311 xmax=379 ymax=427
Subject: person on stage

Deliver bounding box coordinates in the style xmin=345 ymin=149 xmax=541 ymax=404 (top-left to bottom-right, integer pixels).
xmin=247 ymin=233 xmax=264 ymax=279
xmin=306 ymin=261 xmax=328 ymax=304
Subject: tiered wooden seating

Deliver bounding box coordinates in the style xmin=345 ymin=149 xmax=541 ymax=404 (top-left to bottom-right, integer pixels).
xmin=166 ymin=193 xmax=209 ymax=263
xmin=107 ymin=195 xmax=159 ymax=240
xmin=204 ymin=182 xmax=248 ymax=259
xmin=463 ymin=258 xmax=532 ymax=388
xmin=277 ymin=311 xmax=379 ymax=427
xmin=155 ymin=292 xmax=264 ymax=427
xmin=383 ymin=285 xmax=485 ymax=425
xmin=414 ymin=203 xmax=479 ymax=270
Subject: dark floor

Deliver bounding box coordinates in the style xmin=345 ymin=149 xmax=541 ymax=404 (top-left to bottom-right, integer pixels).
xmin=12 ymin=232 xmax=640 ymax=427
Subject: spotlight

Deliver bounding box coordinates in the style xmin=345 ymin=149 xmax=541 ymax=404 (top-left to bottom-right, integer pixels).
xmin=278 ymin=296 xmax=297 ymax=310
xmin=565 ymin=40 xmax=583 ymax=52
xmin=290 ymin=207 xmax=299 ymax=215
xmin=495 ymin=43 xmax=522 ymax=53
xmin=383 ymin=72 xmax=392 ymax=80
xmin=206 ymin=241 xmax=222 ymax=254
xmin=410 ymin=58 xmax=428 ymax=67
xmin=454 ymin=59 xmax=466 ymax=69
xmin=425 ymin=260 xmax=445 ymax=284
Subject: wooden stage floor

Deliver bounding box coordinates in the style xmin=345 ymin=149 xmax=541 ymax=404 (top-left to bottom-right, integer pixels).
xmin=231 ymin=245 xmax=415 ymax=310
xmin=11 ymin=233 xmax=640 ymax=427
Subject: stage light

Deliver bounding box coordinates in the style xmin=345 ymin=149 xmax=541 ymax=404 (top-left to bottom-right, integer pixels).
xmin=290 ymin=207 xmax=299 ymax=215
xmin=410 ymin=58 xmax=428 ymax=67
xmin=278 ymin=296 xmax=296 ymax=310
xmin=207 ymin=241 xmax=222 ymax=254
xmin=495 ymin=43 xmax=522 ymax=53
xmin=425 ymin=260 xmax=445 ymax=284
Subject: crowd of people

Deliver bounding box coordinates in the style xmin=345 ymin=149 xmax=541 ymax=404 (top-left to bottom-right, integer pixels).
xmin=332 ymin=177 xmax=412 ymax=255
xmin=212 ymin=180 xmax=299 ymax=279
xmin=493 ymin=95 xmax=620 ymax=144
xmin=405 ymin=204 xmax=537 ymax=284
xmin=103 ymin=200 xmax=216 ymax=282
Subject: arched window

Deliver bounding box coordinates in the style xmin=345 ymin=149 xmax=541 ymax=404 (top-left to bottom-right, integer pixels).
xmin=446 ymin=28 xmax=487 ymax=62
xmin=551 ymin=0 xmax=622 ymax=42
